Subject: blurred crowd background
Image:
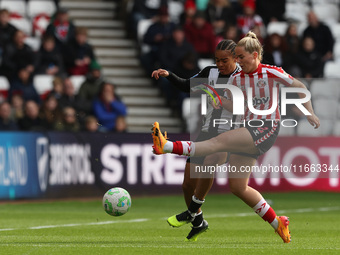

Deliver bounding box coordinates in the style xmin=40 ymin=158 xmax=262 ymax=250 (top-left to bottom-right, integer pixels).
xmin=0 ymin=0 xmax=339 ymax=134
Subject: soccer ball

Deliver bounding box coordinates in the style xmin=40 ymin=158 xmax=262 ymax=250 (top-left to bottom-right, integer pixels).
xmin=102 ymin=187 xmax=131 ymax=216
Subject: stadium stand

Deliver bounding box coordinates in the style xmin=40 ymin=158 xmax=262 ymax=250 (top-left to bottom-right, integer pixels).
xmin=0 ymin=0 xmax=339 ymax=135
xmin=0 ymin=0 xmax=26 ymax=17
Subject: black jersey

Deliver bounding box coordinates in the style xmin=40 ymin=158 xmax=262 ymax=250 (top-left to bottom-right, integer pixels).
xmin=167 ymin=65 xmax=241 ymax=134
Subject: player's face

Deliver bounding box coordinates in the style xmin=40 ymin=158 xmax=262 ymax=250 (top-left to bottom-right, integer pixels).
xmin=215 ymin=50 xmax=236 ymax=75
xmin=235 ymin=46 xmax=258 ymax=73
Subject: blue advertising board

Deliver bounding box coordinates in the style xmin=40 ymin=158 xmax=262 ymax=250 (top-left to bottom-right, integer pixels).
xmin=0 ymin=132 xmax=47 ymax=199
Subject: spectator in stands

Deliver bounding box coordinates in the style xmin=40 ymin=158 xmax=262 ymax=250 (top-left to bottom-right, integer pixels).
xmin=130 ymin=0 xmax=168 ymax=38
xmin=114 ymin=115 xmax=127 ymax=133
xmin=159 ymin=26 xmax=196 ymax=71
xmin=9 ymin=69 xmax=41 ymax=104
xmin=173 ymin=52 xmax=200 ymax=79
xmin=34 ymin=35 xmax=65 ymax=76
xmin=18 ymin=100 xmax=47 ymax=131
xmin=284 ymin=23 xmax=301 ymax=77
xmin=63 ymin=27 xmax=95 ymax=75
xmin=252 ymin=24 xmax=264 ymax=44
xmin=39 ymin=94 xmax=62 ymax=130
xmin=77 ymin=60 xmax=104 ymax=113
xmin=58 ymin=77 xmax=88 ymax=119
xmin=45 ymin=8 xmax=75 ymax=50
xmin=158 ymin=26 xmax=196 ymax=110
xmin=256 ymin=0 xmax=286 ymax=26
xmin=49 ymin=76 xmax=64 ymax=100
xmin=196 ymin=0 xmax=209 ymax=11
xmin=206 ymin=0 xmax=236 ymax=36
xmin=141 ymin=7 xmax=176 ymax=75
xmin=0 ymin=9 xmax=17 ymax=56
xmin=180 ymin=0 xmax=197 ymax=26
xmin=263 ymin=33 xmax=288 ymax=68
xmin=54 ymin=106 xmax=80 ymax=132
xmin=84 ymin=115 xmax=102 ymax=132
xmin=93 ymin=82 xmax=127 ymax=132
xmin=303 ymin=11 xmax=334 ymax=63
xmin=184 ymin=11 xmax=215 ymax=58
xmin=24 ymin=0 xmax=59 ymax=8
xmin=0 ymin=101 xmax=18 ymax=130
xmin=58 ymin=77 xmax=78 ymax=109
xmin=285 ymin=23 xmax=300 ymax=55
xmin=237 ymin=0 xmax=265 ymax=38
xmin=296 ymin=37 xmax=323 ymax=79
xmin=216 ymin=24 xmax=240 ymax=45
xmin=1 ymin=30 xmax=35 ymax=80
xmin=9 ymin=93 xmax=24 ymax=121
xmin=171 ymin=52 xmax=200 ymax=113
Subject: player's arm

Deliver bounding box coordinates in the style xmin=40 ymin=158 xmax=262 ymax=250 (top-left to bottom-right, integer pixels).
xmin=290 ymin=78 xmax=320 ymax=129
xmin=151 ymin=69 xmax=191 ymax=93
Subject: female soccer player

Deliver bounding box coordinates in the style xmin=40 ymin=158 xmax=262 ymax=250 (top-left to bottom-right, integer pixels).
xmin=152 ymin=39 xmax=241 ymax=241
xmin=151 ymin=32 xmax=320 ymax=243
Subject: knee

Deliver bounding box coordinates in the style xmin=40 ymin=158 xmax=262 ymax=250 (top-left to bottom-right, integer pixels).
xmin=209 ymin=136 xmax=229 ymax=153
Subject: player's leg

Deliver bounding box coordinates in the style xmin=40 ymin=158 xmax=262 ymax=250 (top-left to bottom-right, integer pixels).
xmin=182 ymin=162 xmax=198 ymax=207
xmin=185 ymin=152 xmax=228 ymax=241
xmin=168 ymin=161 xmax=198 ymax=227
xmin=228 ymin=154 xmax=291 ymax=243
xmin=167 ymin=152 xmax=227 ymax=227
xmin=152 ymin=122 xmax=259 ymax=156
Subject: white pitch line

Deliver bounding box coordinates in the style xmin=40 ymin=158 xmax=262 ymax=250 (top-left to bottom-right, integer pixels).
xmin=0 ymin=206 xmax=339 ymax=232
xmin=0 ymin=218 xmax=148 ymax=232
xmin=206 ymin=206 xmax=340 ymax=219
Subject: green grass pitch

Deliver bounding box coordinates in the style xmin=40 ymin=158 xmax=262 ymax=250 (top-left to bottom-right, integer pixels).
xmin=0 ymin=192 xmax=339 ymax=255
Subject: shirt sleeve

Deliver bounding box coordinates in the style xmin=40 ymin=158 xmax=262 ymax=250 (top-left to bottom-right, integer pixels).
xmin=268 ymin=67 xmax=294 ymax=87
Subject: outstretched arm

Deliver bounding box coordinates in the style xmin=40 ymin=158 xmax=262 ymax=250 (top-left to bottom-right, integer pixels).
xmin=291 ymin=78 xmax=320 ymax=129
xmin=151 ymin=69 xmax=191 ymax=93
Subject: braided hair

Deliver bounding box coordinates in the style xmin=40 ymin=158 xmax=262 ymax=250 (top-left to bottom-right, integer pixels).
xmin=216 ymin=39 xmax=237 ymax=56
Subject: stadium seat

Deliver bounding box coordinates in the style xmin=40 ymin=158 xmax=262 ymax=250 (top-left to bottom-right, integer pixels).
xmin=284 ymin=3 xmax=310 ymax=23
xmin=24 ymin=37 xmax=41 ymax=51
xmin=137 ymin=19 xmax=153 ymax=54
xmin=182 ymin=97 xmax=201 ymax=133
xmin=33 ymin=75 xmax=54 ymax=95
xmin=0 ymin=0 xmax=26 ymax=17
xmin=310 ymin=79 xmax=340 ymax=100
xmin=32 ymin=13 xmax=51 ymax=37
xmin=27 ymin=0 xmax=56 ymax=18
xmin=324 ymin=62 xmax=340 ymax=78
xmin=330 ymin=23 xmax=340 ymax=42
xmin=168 ymin=0 xmax=184 ymax=24
xmin=70 ymin=75 xmax=86 ymax=94
xmin=313 ymin=98 xmax=338 ymax=120
xmin=267 ymin=22 xmax=289 ymax=36
xmin=313 ymin=4 xmax=339 ymax=25
xmin=0 ymin=76 xmax=10 ymax=99
xmin=9 ymin=17 xmax=32 ymax=36
xmin=198 ymin=58 xmax=214 ymax=70
xmin=297 ymin=22 xmax=308 ymax=37
xmin=297 ymin=118 xmax=333 ymax=136
xmin=334 ymin=43 xmax=340 ymax=62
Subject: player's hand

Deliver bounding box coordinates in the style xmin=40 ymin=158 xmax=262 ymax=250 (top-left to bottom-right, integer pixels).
xmin=307 ymin=114 xmax=320 ymax=129
xmin=211 ymin=96 xmax=221 ymax=109
xmin=151 ymin=69 xmax=169 ymax=80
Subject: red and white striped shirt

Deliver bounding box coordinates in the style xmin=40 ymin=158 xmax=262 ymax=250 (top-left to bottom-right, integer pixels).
xmin=231 ymin=63 xmax=294 ymax=120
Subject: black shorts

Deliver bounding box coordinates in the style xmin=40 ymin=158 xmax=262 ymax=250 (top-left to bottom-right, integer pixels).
xmin=186 ymin=130 xmax=229 ymax=165
xmin=232 ymin=120 xmax=280 ymax=159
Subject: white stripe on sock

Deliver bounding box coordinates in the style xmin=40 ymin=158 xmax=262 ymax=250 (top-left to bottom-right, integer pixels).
xmin=163 ymin=141 xmax=173 ymax=153
xmin=252 ymin=198 xmax=270 ymax=217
